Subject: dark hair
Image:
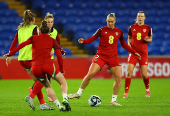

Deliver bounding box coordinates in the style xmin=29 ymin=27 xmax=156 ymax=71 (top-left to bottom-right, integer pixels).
xmin=135 ymin=11 xmax=145 ymax=23
xmin=40 ymin=20 xmax=49 ymax=33
xmin=137 ymin=11 xmax=145 ymax=16
xmin=17 ymin=10 xmax=35 ymax=30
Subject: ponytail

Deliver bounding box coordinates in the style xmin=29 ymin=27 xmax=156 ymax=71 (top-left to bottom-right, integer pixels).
xmin=40 ymin=20 xmax=49 ymax=33
xmin=17 ymin=10 xmax=35 ymax=30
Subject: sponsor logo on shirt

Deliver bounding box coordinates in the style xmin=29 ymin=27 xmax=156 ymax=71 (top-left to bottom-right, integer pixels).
xmin=133 ymin=29 xmax=136 ymax=31
xmin=105 ymin=32 xmax=107 ymax=34
xmin=143 ymin=29 xmax=146 ymax=32
xmin=145 ymin=62 xmax=148 ymax=64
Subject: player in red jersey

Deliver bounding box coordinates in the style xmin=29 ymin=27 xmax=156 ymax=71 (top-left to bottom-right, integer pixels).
xmin=123 ymin=11 xmax=152 ymax=98
xmin=68 ymin=13 xmax=141 ymax=106
xmin=7 ymin=10 xmax=55 ymax=110
xmin=3 ymin=21 xmax=71 ymax=112
xmin=28 ymin=12 xmax=65 ymax=102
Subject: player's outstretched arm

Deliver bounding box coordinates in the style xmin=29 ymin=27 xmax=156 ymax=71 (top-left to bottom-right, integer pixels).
xmin=78 ymin=38 xmax=84 ymax=44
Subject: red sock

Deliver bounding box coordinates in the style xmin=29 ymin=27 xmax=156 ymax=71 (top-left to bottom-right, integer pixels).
xmin=125 ymin=77 xmax=131 ymax=93
xmin=143 ymin=77 xmax=149 ymax=90
xmin=37 ymin=90 xmax=45 ymax=104
xmin=29 ymin=81 xmax=43 ymax=99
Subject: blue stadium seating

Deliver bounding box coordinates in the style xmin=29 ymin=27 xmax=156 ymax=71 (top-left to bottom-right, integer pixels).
xmin=1 ymin=0 xmax=170 ymax=56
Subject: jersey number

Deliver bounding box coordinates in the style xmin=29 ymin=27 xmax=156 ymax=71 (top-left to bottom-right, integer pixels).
xmin=109 ymin=36 xmax=114 ymax=44
xmin=137 ymin=33 xmax=141 ymax=40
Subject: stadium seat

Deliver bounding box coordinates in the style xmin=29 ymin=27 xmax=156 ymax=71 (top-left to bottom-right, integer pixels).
xmin=0 ymin=2 xmax=8 ymax=9
xmin=118 ymin=47 xmax=128 ymax=56
xmin=161 ymin=47 xmax=170 ymax=55
xmin=148 ymin=46 xmax=161 ymax=55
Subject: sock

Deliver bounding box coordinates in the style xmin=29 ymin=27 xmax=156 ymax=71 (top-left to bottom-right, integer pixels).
xmin=143 ymin=77 xmax=149 ymax=90
xmin=112 ymin=94 xmax=117 ymax=102
xmin=125 ymin=77 xmax=131 ymax=93
xmin=77 ymin=88 xmax=83 ymax=95
xmin=54 ymin=99 xmax=61 ymax=107
xmin=37 ymin=90 xmax=45 ymax=104
xmin=63 ymin=93 xmax=68 ymax=100
xmin=29 ymin=81 xmax=44 ymax=99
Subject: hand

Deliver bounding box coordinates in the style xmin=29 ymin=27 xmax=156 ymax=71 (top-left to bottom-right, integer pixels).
xmin=78 ymin=38 xmax=84 ymax=44
xmin=61 ymin=48 xmax=66 ymax=56
xmin=3 ymin=53 xmax=11 ymax=66
xmin=135 ymin=53 xmax=141 ymax=60
xmin=144 ymin=36 xmax=149 ymax=42
xmin=3 ymin=53 xmax=9 ymax=58
xmin=50 ymin=51 xmax=54 ymax=56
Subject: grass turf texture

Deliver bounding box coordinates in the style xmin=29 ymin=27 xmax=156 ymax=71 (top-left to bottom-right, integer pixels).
xmin=0 ymin=78 xmax=170 ymax=116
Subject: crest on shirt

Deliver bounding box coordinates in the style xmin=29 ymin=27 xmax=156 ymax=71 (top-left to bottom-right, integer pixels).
xmin=133 ymin=29 xmax=136 ymax=31
xmin=115 ymin=32 xmax=119 ymax=36
xmin=143 ymin=29 xmax=146 ymax=32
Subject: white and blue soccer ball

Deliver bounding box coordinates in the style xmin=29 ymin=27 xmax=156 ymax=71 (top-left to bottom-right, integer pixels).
xmin=88 ymin=95 xmax=101 ymax=107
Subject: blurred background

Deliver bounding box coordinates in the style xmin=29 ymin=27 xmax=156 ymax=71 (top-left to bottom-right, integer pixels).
xmin=0 ymin=0 xmax=170 ymax=57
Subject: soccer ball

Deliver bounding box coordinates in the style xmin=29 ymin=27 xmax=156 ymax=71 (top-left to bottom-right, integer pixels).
xmin=88 ymin=95 xmax=101 ymax=107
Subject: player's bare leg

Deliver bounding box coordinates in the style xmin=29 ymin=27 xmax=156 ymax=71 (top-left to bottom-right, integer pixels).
xmin=141 ymin=65 xmax=151 ymax=97
xmin=68 ymin=63 xmax=100 ymax=99
xmin=26 ymin=70 xmax=38 ymax=82
xmin=54 ymin=72 xmax=71 ymax=111
xmin=123 ymin=63 xmax=135 ymax=98
xmin=40 ymin=78 xmax=66 ymax=111
xmin=110 ymin=66 xmax=122 ymax=106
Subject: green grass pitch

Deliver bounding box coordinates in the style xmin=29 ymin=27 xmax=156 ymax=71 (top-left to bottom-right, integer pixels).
xmin=0 ymin=78 xmax=170 ymax=116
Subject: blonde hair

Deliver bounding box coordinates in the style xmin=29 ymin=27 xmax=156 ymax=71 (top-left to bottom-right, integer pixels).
xmin=107 ymin=13 xmax=116 ymax=19
xmin=17 ymin=10 xmax=35 ymax=30
xmin=135 ymin=11 xmax=145 ymax=23
xmin=44 ymin=12 xmax=54 ymax=21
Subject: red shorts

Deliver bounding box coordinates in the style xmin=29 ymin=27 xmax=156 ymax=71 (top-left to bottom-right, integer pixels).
xmin=31 ymin=63 xmax=59 ymax=79
xmin=92 ymin=54 xmax=121 ymax=69
xmin=127 ymin=53 xmax=148 ymax=66
xmin=19 ymin=61 xmax=32 ymax=71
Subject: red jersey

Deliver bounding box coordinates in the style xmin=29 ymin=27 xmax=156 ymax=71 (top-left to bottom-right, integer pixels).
xmin=9 ymin=33 xmax=64 ymax=72
xmin=128 ymin=23 xmax=152 ymax=54
xmin=83 ymin=26 xmax=137 ymax=58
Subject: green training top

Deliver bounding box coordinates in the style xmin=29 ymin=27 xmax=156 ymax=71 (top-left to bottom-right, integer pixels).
xmin=18 ymin=24 xmax=37 ymax=61
xmin=49 ymin=28 xmax=58 ymax=59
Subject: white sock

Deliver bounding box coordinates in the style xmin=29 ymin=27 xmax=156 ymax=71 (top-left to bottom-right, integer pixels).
xmin=54 ymin=99 xmax=61 ymax=107
xmin=77 ymin=88 xmax=84 ymax=95
xmin=63 ymin=93 xmax=68 ymax=100
xmin=146 ymin=89 xmax=150 ymax=91
xmin=112 ymin=94 xmax=117 ymax=102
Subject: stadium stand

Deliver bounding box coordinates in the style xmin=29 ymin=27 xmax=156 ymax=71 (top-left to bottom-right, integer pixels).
xmin=0 ymin=0 xmax=170 ymax=56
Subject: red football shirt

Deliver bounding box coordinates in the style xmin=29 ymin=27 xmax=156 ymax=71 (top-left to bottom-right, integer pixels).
xmin=83 ymin=26 xmax=136 ymax=58
xmin=9 ymin=33 xmax=64 ymax=72
xmin=128 ymin=23 xmax=152 ymax=54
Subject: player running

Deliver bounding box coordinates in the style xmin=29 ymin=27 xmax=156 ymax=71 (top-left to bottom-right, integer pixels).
xmin=28 ymin=12 xmax=65 ymax=102
xmin=3 ymin=20 xmax=71 ymax=112
xmin=68 ymin=13 xmax=141 ymax=106
xmin=123 ymin=11 xmax=152 ymax=98
xmin=8 ymin=10 xmax=54 ymax=110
